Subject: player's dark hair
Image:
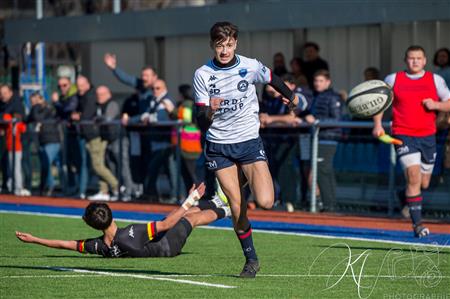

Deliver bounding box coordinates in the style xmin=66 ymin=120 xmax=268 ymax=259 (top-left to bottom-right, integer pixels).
xmin=313 ymin=69 xmax=330 ymax=80
xmin=304 ymin=42 xmax=320 ymax=52
xmin=404 ymin=45 xmax=426 ymax=60
xmin=83 ymin=203 xmax=113 ymax=230
xmin=210 ymin=22 xmax=239 ymax=46
xmin=433 ymin=47 xmax=450 ymax=67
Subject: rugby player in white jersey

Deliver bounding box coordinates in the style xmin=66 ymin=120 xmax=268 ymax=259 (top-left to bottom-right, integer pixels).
xmin=193 ymin=22 xmax=301 ymax=278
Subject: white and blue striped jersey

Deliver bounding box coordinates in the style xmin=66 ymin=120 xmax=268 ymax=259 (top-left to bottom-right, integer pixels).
xmin=193 ymin=54 xmax=272 ymax=144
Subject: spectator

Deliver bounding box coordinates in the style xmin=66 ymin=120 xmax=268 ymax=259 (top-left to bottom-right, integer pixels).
xmin=142 ymin=79 xmax=176 ymax=202
xmin=304 ymin=70 xmax=343 ymax=212
xmin=290 ymin=57 xmax=309 ymax=88
xmin=52 ymin=77 xmax=78 ymax=120
xmin=172 ymin=84 xmax=203 ymax=196
xmin=73 ymin=77 xmax=118 ymax=201
xmin=95 ymin=85 xmax=137 ymax=201
xmin=104 ymin=53 xmax=158 ymax=192
xmin=434 ymin=48 xmax=450 ymax=86
xmin=27 ymin=92 xmax=65 ymax=196
xmin=302 ymin=42 xmax=329 ymax=89
xmin=1 ymin=84 xmax=25 ymax=193
xmin=103 ymin=53 xmax=158 ymax=123
xmin=51 ymin=76 xmax=80 ymax=196
xmin=2 ymin=113 xmax=29 ymax=196
xmin=273 ymin=52 xmax=288 ymax=77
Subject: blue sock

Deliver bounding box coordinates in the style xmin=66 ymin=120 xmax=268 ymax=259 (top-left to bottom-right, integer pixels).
xmin=236 ymin=225 xmax=258 ymax=261
xmin=407 ymin=194 xmax=423 ymax=227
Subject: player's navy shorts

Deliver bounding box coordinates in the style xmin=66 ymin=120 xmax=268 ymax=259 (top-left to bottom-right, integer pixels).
xmin=393 ymin=134 xmax=436 ymax=173
xmin=145 ymin=218 xmax=192 ymax=257
xmin=204 ymin=137 xmax=268 ymax=171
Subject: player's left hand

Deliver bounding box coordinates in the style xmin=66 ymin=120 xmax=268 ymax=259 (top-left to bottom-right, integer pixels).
xmin=281 ymin=95 xmax=299 ymax=111
xmin=15 ymin=231 xmax=35 ymax=243
xmin=188 ymin=182 xmax=206 ymax=200
xmin=422 ymin=98 xmax=439 ymax=111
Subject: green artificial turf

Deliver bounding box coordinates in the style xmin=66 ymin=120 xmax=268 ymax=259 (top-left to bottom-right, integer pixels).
xmin=1 ymin=213 xmax=449 ymax=298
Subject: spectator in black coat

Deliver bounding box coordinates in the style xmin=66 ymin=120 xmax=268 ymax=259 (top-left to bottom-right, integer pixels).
xmin=27 ymin=92 xmax=65 ymax=196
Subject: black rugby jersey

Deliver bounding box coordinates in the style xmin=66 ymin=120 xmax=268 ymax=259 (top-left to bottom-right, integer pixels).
xmin=76 ymin=222 xmax=158 ymax=258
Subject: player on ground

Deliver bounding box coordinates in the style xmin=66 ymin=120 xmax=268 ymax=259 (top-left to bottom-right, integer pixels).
xmin=372 ymin=45 xmax=450 ymax=237
xmin=193 ymin=22 xmax=300 ymax=278
xmin=16 ymin=183 xmax=231 ymax=257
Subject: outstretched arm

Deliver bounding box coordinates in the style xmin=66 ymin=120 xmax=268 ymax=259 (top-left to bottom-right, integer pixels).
xmin=268 ymin=74 xmax=300 ymax=110
xmin=155 ymin=183 xmax=205 ymax=233
xmin=15 ymin=231 xmax=77 ymax=251
xmin=104 ymin=53 xmax=140 ymax=89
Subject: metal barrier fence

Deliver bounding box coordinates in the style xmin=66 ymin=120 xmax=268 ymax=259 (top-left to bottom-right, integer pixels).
xmin=1 ymin=119 xmax=448 ymax=218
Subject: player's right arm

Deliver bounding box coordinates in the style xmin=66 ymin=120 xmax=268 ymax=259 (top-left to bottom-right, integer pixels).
xmin=15 ymin=231 xmax=77 ymax=251
xmin=193 ymin=69 xmax=217 ymax=130
xmin=372 ymin=73 xmax=396 ymax=138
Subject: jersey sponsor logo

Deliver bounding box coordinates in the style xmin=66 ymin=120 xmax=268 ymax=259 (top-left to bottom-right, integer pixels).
xmin=239 ymin=68 xmax=248 ymax=78
xmin=129 ymin=226 xmax=135 ymax=238
xmin=207 ymin=160 xmax=217 ymax=170
xmin=209 ymin=83 xmax=220 ymax=95
xmin=396 ymin=145 xmax=410 ymax=156
xmin=261 ymin=66 xmax=267 ymax=74
xmin=237 ymin=80 xmax=249 ymax=92
xmin=217 ymin=96 xmax=246 ymax=114
xmin=208 ymin=75 xmax=218 ymax=82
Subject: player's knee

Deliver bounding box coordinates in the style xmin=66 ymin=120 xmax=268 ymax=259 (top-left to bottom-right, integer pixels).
xmin=184 ymin=214 xmax=197 ymax=227
xmin=258 ymin=197 xmax=274 ymax=210
xmin=407 ymin=173 xmax=421 ymax=187
xmin=421 ymin=180 xmax=430 ymax=190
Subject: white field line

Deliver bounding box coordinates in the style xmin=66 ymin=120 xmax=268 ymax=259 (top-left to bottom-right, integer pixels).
xmin=0 ymin=274 xmax=101 ymax=279
xmin=48 ymin=266 xmax=236 ymax=289
xmin=1 ymin=273 xmax=449 ymax=280
xmin=1 ymin=209 xmax=449 ymax=249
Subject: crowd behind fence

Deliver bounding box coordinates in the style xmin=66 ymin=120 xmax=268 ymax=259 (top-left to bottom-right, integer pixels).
xmin=1 ymin=118 xmax=449 ymax=218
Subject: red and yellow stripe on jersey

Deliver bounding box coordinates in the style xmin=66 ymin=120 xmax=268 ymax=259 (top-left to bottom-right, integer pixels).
xmin=77 ymin=240 xmax=86 ymax=253
xmin=147 ymin=222 xmax=157 ymax=241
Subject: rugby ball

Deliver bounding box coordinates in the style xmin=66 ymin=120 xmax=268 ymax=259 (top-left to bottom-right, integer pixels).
xmin=346 ymin=80 xmax=393 ymax=119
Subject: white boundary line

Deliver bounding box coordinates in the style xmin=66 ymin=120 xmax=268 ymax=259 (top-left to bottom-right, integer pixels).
xmin=1 ymin=209 xmax=449 ymax=248
xmin=48 ymin=267 xmax=236 ymax=289
xmin=2 ymin=273 xmax=449 ymax=280
xmin=0 ymin=274 xmax=101 ymax=279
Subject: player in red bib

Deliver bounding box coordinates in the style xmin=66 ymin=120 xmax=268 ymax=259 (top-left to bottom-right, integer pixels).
xmin=373 ymin=45 xmax=450 ymax=237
